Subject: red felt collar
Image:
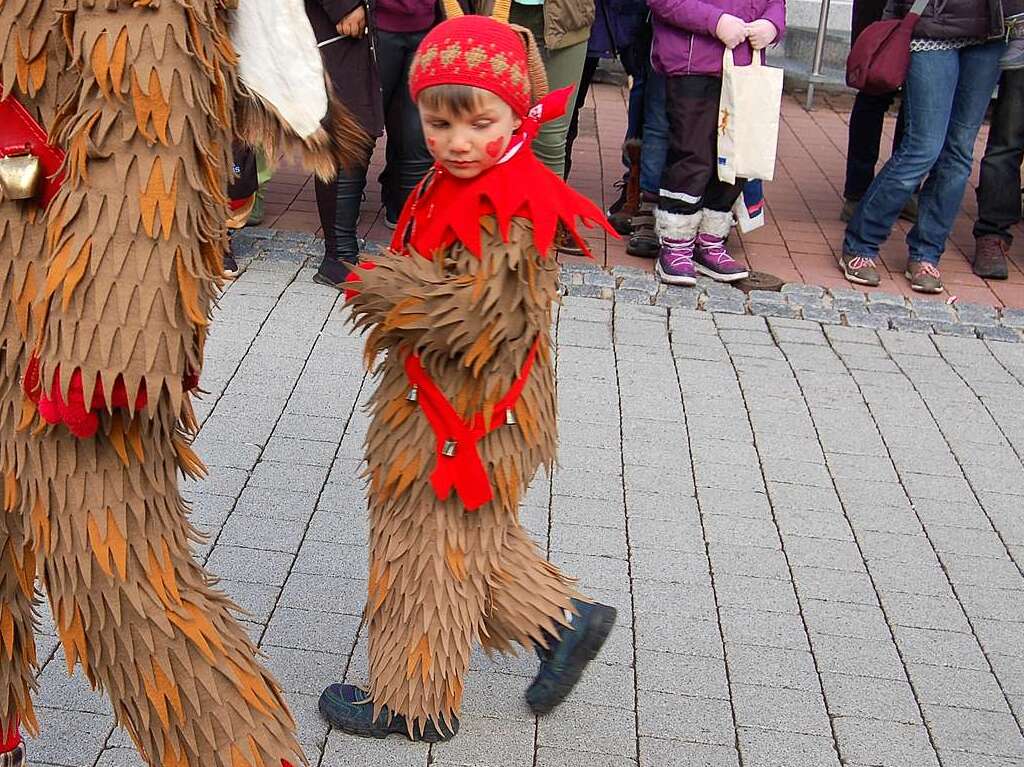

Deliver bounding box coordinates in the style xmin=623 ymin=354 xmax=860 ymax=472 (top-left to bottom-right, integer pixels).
xmin=389 ymin=89 xmax=616 ymax=261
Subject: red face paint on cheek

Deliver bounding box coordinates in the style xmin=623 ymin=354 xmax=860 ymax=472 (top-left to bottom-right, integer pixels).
xmin=427 ymin=137 xmax=437 ymax=150
xmin=485 ymin=137 xmax=505 ymax=158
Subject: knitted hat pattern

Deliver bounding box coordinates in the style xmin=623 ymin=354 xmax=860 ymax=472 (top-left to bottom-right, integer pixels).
xmin=409 ymin=16 xmax=533 ymax=117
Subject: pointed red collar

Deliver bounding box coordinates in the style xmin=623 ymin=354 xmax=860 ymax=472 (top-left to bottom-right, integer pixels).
xmin=389 ymin=88 xmax=617 ymax=260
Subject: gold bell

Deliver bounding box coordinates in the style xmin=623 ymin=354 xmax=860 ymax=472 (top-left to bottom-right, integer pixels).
xmin=406 ymin=385 xmax=418 ymax=402
xmin=0 ymin=149 xmax=41 ymax=201
xmin=505 ymin=409 xmax=517 ymax=425
xmin=442 ymin=439 xmax=457 ymax=457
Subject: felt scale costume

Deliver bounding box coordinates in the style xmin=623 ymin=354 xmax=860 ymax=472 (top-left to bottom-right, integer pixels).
xmin=327 ymin=4 xmax=618 ymax=741
xmin=0 ymin=1 xmax=365 ymax=765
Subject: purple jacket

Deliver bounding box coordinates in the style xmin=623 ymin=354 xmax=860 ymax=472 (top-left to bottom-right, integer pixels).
xmin=375 ymin=0 xmax=436 ymax=33
xmin=647 ymin=0 xmax=786 ymax=77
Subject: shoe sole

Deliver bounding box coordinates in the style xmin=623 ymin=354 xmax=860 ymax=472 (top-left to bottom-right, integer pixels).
xmin=838 ymin=259 xmax=879 ymax=287
xmin=626 ymin=243 xmax=659 ymax=259
xmin=655 ymin=263 xmax=696 ymax=287
xmin=222 ymin=267 xmax=244 ymax=280
xmin=527 ymin=604 xmax=618 ymax=716
xmin=312 ymin=272 xmax=345 ymax=291
xmin=318 ymin=688 xmax=454 ymax=743
xmin=695 ymin=263 xmax=749 ymax=283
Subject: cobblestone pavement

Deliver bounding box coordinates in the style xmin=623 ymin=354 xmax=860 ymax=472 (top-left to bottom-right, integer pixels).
xmin=31 ymin=234 xmax=1024 ymax=766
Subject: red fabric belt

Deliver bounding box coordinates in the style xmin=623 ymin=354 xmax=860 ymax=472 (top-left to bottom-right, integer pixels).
xmin=404 ymin=337 xmax=540 ymax=511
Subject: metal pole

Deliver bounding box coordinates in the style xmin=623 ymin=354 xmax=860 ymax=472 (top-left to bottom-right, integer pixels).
xmin=805 ymin=0 xmax=832 ymax=110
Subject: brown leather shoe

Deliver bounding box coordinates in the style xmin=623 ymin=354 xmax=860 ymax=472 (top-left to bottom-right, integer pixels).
xmin=973 ymin=235 xmax=1010 ymax=280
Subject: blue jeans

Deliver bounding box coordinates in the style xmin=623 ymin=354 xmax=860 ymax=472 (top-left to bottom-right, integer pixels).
xmin=640 ymin=67 xmax=669 ymax=195
xmin=844 ymin=41 xmax=1003 ymax=265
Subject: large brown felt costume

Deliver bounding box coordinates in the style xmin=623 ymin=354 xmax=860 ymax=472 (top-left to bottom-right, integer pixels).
xmin=343 ymin=7 xmax=616 ymax=734
xmin=0 ymin=0 xmax=364 ymax=764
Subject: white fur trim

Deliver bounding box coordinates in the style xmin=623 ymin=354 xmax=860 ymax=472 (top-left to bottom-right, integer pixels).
xmin=700 ymin=209 xmax=733 ymax=239
xmin=232 ymin=0 xmax=328 ymax=140
xmin=655 ymin=208 xmax=702 ymax=241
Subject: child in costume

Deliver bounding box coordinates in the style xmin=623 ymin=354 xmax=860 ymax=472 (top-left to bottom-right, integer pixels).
xmin=646 ymin=0 xmax=785 ymax=286
xmin=319 ymin=2 xmax=618 ymax=742
xmin=0 ymin=1 xmax=364 ymax=765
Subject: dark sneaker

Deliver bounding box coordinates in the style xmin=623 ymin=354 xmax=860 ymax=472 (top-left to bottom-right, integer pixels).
xmin=906 ymin=260 xmax=944 ymax=293
xmin=384 ymin=212 xmax=399 ymax=231
xmin=1001 ymin=35 xmax=1024 ymax=70
xmin=606 ymin=180 xmax=634 ymax=235
xmin=694 ymin=233 xmax=749 ymax=282
xmin=526 ymin=600 xmax=617 ymax=715
xmin=840 ymin=197 xmax=859 ymax=223
xmin=626 ymin=201 xmax=658 ymax=258
xmin=319 ymin=683 xmax=458 ymax=742
xmin=656 ymin=237 xmax=697 ymax=286
xmin=223 ymin=247 xmax=243 ymax=279
xmin=838 ymin=251 xmax=880 ymax=286
xmin=313 ymin=257 xmax=357 ymax=290
xmin=1 ymin=743 xmax=25 ymax=767
xmin=973 ymin=234 xmax=1009 ymax=279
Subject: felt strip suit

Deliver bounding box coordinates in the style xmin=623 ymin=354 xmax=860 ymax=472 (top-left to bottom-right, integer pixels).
xmin=0 ymin=0 xmax=365 ymax=764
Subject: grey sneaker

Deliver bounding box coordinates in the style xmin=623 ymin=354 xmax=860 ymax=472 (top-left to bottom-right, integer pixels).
xmin=626 ymin=201 xmax=659 ymax=259
xmin=839 ymin=251 xmax=880 ymax=286
xmin=906 ymin=260 xmax=944 ymax=293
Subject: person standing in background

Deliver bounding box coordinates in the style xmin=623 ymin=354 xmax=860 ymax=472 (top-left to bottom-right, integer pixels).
xmin=374 ymin=0 xmax=445 ymax=227
xmin=305 ymin=0 xmax=386 ymax=287
xmin=841 ymin=0 xmax=917 ymax=226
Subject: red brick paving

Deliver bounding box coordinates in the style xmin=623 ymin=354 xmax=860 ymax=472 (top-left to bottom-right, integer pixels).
xmin=259 ymin=83 xmax=1024 ymax=308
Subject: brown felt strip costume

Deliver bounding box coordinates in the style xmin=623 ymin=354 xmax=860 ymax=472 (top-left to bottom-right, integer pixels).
xmin=347 ymin=217 xmax=579 ymax=735
xmin=0 ymin=0 xmax=361 ymax=763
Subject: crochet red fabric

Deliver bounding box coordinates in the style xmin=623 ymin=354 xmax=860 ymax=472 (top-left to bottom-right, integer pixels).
xmin=409 ymin=15 xmax=533 ymax=117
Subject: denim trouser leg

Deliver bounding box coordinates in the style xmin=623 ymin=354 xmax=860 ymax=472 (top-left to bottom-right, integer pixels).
xmin=908 ymin=42 xmax=1003 ymax=264
xmin=844 ymin=43 xmax=1001 ymax=263
xmin=974 ymin=68 xmax=1024 ymax=244
xmin=640 ymin=66 xmax=669 ymax=195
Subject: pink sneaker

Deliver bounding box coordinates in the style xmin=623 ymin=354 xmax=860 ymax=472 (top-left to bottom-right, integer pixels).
xmin=655 ymin=237 xmax=697 ymax=286
xmin=694 ymin=233 xmax=749 ymax=282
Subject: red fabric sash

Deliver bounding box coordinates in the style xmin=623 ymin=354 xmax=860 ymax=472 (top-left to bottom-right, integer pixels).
xmin=404 ymin=337 xmax=540 ymax=511
xmin=0 ymin=715 xmax=20 ymax=752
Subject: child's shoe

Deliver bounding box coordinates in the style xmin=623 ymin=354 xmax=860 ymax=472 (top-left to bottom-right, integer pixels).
xmin=695 ymin=209 xmax=749 ymax=282
xmin=318 ymin=683 xmax=458 ymax=742
xmin=626 ymin=198 xmax=659 ymax=258
xmin=694 ymin=233 xmax=749 ymax=282
xmin=655 ymin=238 xmax=698 ymax=286
xmin=0 ymin=743 xmax=23 ymax=767
xmin=1 ymin=718 xmax=24 ymax=767
xmin=223 ymin=245 xmax=243 ymax=279
xmin=525 ymin=599 xmax=617 ymax=715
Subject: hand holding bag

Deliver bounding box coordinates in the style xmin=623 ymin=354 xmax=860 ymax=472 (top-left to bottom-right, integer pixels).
xmin=846 ymin=0 xmax=929 ymax=94
xmin=717 ymin=48 xmax=784 ymax=185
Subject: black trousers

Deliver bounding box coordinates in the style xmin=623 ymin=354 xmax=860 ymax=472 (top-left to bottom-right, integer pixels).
xmin=564 ymin=55 xmax=601 ymax=179
xmin=844 ymin=91 xmax=907 ymax=201
xmin=659 ymin=75 xmax=743 ymax=215
xmin=974 ymin=68 xmax=1024 ymax=244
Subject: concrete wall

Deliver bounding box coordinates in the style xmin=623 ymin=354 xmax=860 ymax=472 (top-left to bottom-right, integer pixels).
xmin=775 ymin=0 xmax=855 ymax=85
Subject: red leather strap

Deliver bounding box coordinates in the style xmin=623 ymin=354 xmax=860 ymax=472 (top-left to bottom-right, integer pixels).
xmin=404 ymin=337 xmax=541 ymax=511
xmin=0 ymin=89 xmax=65 ymax=207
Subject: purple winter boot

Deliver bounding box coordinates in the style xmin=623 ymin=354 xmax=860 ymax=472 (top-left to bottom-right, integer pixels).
xmin=656 ymin=238 xmax=697 ymax=286
xmin=694 ymin=210 xmax=749 ymax=282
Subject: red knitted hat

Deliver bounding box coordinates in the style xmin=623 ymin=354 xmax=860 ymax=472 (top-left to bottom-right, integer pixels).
xmin=409 ymin=16 xmax=537 ymax=117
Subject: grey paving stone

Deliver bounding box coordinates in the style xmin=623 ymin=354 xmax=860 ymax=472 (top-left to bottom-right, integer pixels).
xmin=921 ymin=704 xmax=1024 ymax=759
xmin=31 ymin=708 xmax=112 ymax=767
xmin=640 ymin=738 xmax=740 ymax=767
xmin=218 ymin=513 xmax=307 ymax=553
xmin=802 ymin=600 xmax=892 ymax=641
xmin=809 ymin=633 xmax=907 ymax=681
xmin=537 ymin=701 xmax=637 ymax=757
xmin=262 ymin=607 xmax=361 ymax=655
xmin=322 ymin=729 xmax=429 ymax=766
xmin=707 ymin=542 xmax=792 ymax=581
xmin=714 ymin=574 xmax=800 ymax=613
xmin=635 ymin=612 xmax=724 ymax=658
xmin=536 ymin=747 xmax=636 ymax=767
xmin=833 ymin=717 xmax=940 ymax=767
xmin=820 ymin=672 xmax=921 ymax=724
xmin=205 ymin=545 xmax=293 ymax=587
xmin=726 ymin=643 xmax=820 ymax=692
xmin=719 ymin=607 xmax=810 ymax=651
xmin=736 ymin=728 xmax=841 ymax=767
xmin=637 ymin=690 xmax=735 ymax=744
xmin=844 ymin=311 xmax=890 ymax=330
xmin=731 ymin=683 xmax=832 ymax=736
xmin=909 ymin=663 xmax=1011 ymax=712
xmin=791 ymin=566 xmax=878 ymax=605
xmin=879 ymin=592 xmax=972 ymax=633
xmin=637 ymin=650 xmax=730 ymax=699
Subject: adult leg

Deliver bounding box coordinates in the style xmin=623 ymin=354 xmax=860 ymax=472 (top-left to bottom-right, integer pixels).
xmin=564 ymin=56 xmax=600 ymax=179
xmin=843 ymin=49 xmax=959 ymax=261
xmin=974 ymin=68 xmax=1024 ymax=244
xmin=907 ymin=41 xmax=1003 ymax=268
xmin=315 ymin=149 xmax=372 ymax=285
xmin=377 ymin=30 xmax=433 ymax=222
xmin=844 ymin=90 xmax=897 ymax=201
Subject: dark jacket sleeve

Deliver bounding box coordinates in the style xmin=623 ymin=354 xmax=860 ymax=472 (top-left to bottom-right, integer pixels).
xmin=316 ymin=0 xmax=364 ymax=25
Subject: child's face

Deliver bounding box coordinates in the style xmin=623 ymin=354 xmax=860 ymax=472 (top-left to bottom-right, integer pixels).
xmin=419 ymin=89 xmax=522 ymax=179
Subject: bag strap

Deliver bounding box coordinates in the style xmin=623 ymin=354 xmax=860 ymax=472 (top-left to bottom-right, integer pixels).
xmin=909 ymin=0 xmax=929 ymax=16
